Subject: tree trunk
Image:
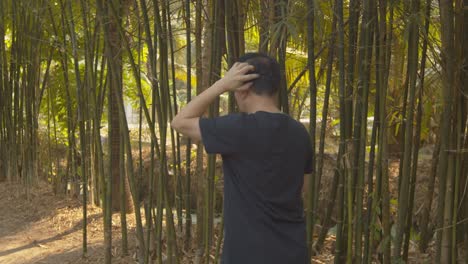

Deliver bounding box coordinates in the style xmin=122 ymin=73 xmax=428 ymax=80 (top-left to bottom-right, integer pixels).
xmin=334 ymin=0 xmax=347 ymax=261
xmin=394 ymin=0 xmax=420 ymax=259
xmin=436 ymin=0 xmax=455 ymax=262
xmin=306 ymin=0 xmax=317 ymax=255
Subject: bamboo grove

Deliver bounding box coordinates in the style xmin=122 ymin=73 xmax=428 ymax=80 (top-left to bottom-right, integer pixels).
xmin=0 ymin=0 xmax=467 ymax=263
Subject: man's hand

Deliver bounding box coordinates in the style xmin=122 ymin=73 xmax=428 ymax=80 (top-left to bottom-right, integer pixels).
xmin=217 ymin=62 xmax=259 ymax=92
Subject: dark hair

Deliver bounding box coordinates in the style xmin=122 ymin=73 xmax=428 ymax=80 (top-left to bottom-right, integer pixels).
xmin=237 ymin=52 xmax=280 ymax=96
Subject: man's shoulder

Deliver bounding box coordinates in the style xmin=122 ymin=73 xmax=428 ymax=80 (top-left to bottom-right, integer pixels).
xmin=201 ymin=113 xmax=245 ymax=123
xmin=286 ymin=116 xmax=309 ymax=133
xmin=224 ymin=113 xmax=246 ymax=119
xmin=199 ymin=113 xmax=248 ymax=134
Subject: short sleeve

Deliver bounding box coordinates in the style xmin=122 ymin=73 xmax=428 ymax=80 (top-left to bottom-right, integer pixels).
xmin=199 ymin=114 xmax=245 ymax=155
xmin=304 ymin=133 xmax=313 ymax=174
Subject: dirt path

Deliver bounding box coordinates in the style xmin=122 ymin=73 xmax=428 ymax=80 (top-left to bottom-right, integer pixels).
xmin=0 ymin=182 xmax=136 ymax=264
xmin=0 ymin=156 xmax=437 ymax=264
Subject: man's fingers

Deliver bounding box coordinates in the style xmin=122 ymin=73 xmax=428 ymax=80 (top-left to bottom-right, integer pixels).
xmin=234 ymin=62 xmax=248 ymax=69
xmin=241 ymin=73 xmax=260 ymax=82
xmin=237 ymin=82 xmax=253 ymax=91
xmin=239 ymin=64 xmax=255 ymax=73
xmin=228 ymin=62 xmax=248 ymax=74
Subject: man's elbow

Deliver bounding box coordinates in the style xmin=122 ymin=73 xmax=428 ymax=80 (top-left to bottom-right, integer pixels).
xmin=170 ymin=117 xmax=182 ymax=132
xmin=171 ymin=117 xmax=202 ymax=143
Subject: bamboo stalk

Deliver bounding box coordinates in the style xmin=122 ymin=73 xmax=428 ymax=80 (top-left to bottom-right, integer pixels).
xmin=306 ymin=0 xmax=317 ymax=256
xmin=402 ymin=0 xmax=430 ymax=259
xmin=119 ymin=131 xmax=129 ymax=255
xmin=184 ymin=0 xmax=193 ymax=251
xmin=334 ymin=0 xmax=347 ymax=261
xmin=436 ymin=0 xmax=456 ymax=261
xmin=167 ymin=7 xmax=184 ymax=233
xmin=194 ymin=0 xmax=204 ymax=257
xmin=65 ymin=0 xmax=89 ymax=254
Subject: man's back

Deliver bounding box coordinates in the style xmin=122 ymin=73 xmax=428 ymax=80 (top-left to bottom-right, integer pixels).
xmin=200 ymin=111 xmax=312 ymax=264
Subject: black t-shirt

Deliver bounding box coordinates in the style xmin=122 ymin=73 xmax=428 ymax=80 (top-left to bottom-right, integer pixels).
xmin=199 ymin=111 xmax=313 ymax=264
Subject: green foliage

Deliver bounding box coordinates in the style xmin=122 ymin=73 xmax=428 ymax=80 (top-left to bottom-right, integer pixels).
xmin=1 ymin=0 xmax=463 ymax=262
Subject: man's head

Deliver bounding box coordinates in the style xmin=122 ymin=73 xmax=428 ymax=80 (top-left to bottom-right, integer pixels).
xmin=234 ymin=53 xmax=280 ymax=112
xmin=237 ymin=53 xmax=280 ymax=96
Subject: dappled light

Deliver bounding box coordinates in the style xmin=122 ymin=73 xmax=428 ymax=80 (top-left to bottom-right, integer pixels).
xmin=0 ymin=0 xmax=467 ymax=263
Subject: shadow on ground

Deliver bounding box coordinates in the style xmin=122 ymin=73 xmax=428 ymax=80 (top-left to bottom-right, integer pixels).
xmin=0 ymin=182 xmax=82 ymax=239
xmin=31 ymin=244 xmax=136 ymax=264
xmin=0 ymin=213 xmax=101 ymax=259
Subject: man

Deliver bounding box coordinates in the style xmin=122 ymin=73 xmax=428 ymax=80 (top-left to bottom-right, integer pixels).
xmin=171 ymin=53 xmax=312 ymax=263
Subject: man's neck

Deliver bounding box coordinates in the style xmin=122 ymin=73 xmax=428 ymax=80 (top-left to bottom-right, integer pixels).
xmin=245 ymin=97 xmax=281 ymax=114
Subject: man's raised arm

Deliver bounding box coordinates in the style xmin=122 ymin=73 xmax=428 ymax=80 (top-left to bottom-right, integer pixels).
xmin=170 ymin=63 xmax=258 ymax=142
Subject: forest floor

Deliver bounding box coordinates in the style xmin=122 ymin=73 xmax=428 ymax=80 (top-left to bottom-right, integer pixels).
xmin=0 ymin=181 xmax=138 ymax=264
xmin=0 ymin=178 xmax=329 ymax=264
xmin=0 ymin=148 xmax=438 ymax=264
